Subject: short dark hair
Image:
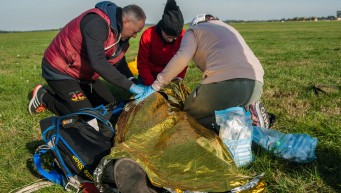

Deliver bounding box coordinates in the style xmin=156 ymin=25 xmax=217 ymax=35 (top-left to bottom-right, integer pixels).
xmin=122 ymin=5 xmax=146 ymax=22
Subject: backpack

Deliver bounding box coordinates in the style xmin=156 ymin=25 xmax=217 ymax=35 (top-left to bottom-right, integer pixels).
xmin=33 ymin=102 xmax=124 ymax=192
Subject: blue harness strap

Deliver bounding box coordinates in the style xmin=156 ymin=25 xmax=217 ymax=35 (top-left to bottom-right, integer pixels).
xmin=33 ymin=150 xmax=63 ymax=185
xmin=33 ymin=101 xmax=127 ymax=189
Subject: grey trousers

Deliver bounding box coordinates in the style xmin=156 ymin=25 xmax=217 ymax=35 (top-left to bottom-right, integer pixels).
xmin=183 ymin=78 xmax=263 ymax=132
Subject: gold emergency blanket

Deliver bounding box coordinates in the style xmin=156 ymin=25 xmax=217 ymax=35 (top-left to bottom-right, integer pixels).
xmin=96 ymin=81 xmax=265 ymax=192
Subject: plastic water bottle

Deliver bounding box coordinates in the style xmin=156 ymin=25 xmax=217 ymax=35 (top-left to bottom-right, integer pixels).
xmin=252 ymin=126 xmax=317 ymax=163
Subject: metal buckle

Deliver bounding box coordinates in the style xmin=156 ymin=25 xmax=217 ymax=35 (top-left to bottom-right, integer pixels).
xmin=64 ymin=177 xmax=81 ymax=193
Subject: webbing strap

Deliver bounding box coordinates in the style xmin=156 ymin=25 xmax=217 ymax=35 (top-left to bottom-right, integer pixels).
xmin=33 ymin=152 xmax=63 ymax=185
xmin=9 ymin=180 xmax=54 ymax=193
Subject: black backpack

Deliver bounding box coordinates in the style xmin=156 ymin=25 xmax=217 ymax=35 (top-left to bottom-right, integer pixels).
xmin=33 ymin=103 xmax=124 ymax=192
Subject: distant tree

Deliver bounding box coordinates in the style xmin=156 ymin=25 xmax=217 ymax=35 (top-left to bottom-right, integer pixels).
xmin=298 ymin=17 xmax=306 ymax=21
xmin=326 ymin=15 xmax=336 ymax=20
xmin=0 ymin=30 xmax=10 ymax=33
xmin=337 ymin=11 xmax=341 ymax=18
xmin=310 ymin=16 xmax=317 ymax=21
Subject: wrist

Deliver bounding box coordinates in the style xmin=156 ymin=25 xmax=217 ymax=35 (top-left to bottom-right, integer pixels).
xmin=151 ymin=81 xmax=161 ymax=91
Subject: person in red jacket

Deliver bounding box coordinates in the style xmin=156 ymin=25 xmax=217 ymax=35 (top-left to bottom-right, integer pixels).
xmin=137 ymin=0 xmax=187 ymax=86
xmin=28 ymin=1 xmax=148 ymax=116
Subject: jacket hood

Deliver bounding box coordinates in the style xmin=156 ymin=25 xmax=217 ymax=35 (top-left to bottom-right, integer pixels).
xmin=95 ymin=1 xmax=122 ymax=32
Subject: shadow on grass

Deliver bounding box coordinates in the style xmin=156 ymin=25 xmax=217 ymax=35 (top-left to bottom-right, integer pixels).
xmin=275 ymin=144 xmax=341 ymax=192
xmin=316 ymin=146 xmax=341 ymax=192
xmin=252 ymin=143 xmax=340 ymax=192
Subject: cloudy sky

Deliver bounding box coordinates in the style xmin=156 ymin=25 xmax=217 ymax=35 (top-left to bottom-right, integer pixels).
xmin=0 ymin=0 xmax=340 ymax=31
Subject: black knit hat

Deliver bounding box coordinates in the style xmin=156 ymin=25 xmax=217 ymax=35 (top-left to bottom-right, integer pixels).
xmin=158 ymin=0 xmax=184 ymax=37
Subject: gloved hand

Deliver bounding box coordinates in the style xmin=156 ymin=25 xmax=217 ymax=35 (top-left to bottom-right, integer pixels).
xmin=129 ymin=84 xmax=147 ymax=99
xmin=135 ymin=85 xmax=156 ymax=100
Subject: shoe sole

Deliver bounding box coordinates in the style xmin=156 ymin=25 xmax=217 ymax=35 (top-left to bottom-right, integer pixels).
xmin=28 ymin=84 xmax=43 ymax=115
xmin=114 ymin=158 xmax=157 ymax=193
xmin=268 ymin=113 xmax=276 ymax=128
xmin=255 ymin=101 xmax=269 ymax=128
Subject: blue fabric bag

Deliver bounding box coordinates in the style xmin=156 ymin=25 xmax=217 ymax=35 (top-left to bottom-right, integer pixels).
xmin=215 ymin=107 xmax=253 ymax=167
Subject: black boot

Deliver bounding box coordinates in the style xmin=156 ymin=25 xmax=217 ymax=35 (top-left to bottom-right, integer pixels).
xmin=114 ymin=158 xmax=167 ymax=193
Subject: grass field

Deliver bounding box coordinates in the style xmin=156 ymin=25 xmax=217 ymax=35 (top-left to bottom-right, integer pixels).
xmin=0 ymin=21 xmax=340 ymax=192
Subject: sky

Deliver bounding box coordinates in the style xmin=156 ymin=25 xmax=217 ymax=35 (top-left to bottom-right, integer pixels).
xmin=0 ymin=0 xmax=340 ymax=31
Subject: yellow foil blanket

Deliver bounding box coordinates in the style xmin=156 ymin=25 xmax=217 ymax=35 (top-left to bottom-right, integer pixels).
xmin=95 ymin=81 xmax=265 ymax=192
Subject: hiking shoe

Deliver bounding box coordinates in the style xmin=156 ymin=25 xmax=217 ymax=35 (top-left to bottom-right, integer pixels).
xmin=113 ymin=158 xmax=164 ymax=193
xmin=248 ymin=100 xmax=270 ymax=128
xmin=28 ymin=84 xmax=47 ymax=115
xmin=268 ymin=112 xmax=277 ymax=128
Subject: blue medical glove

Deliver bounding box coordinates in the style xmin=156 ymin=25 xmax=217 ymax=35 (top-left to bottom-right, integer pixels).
xmin=129 ymin=84 xmax=146 ymax=97
xmin=135 ymin=85 xmax=156 ymax=100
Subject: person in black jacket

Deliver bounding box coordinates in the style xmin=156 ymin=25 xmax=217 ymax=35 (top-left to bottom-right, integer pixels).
xmin=28 ymin=1 xmax=147 ymax=116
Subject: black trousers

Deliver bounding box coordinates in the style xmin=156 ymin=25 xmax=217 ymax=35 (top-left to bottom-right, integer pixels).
xmin=43 ymin=79 xmax=116 ymax=116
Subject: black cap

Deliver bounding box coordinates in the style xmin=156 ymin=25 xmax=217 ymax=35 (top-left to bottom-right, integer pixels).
xmin=158 ymin=0 xmax=184 ymax=37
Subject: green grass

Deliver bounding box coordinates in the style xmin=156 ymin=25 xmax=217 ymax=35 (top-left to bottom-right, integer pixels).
xmin=0 ymin=21 xmax=340 ymax=192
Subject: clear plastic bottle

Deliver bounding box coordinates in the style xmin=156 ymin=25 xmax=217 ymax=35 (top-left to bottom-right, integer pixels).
xmin=252 ymin=126 xmax=317 ymax=163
